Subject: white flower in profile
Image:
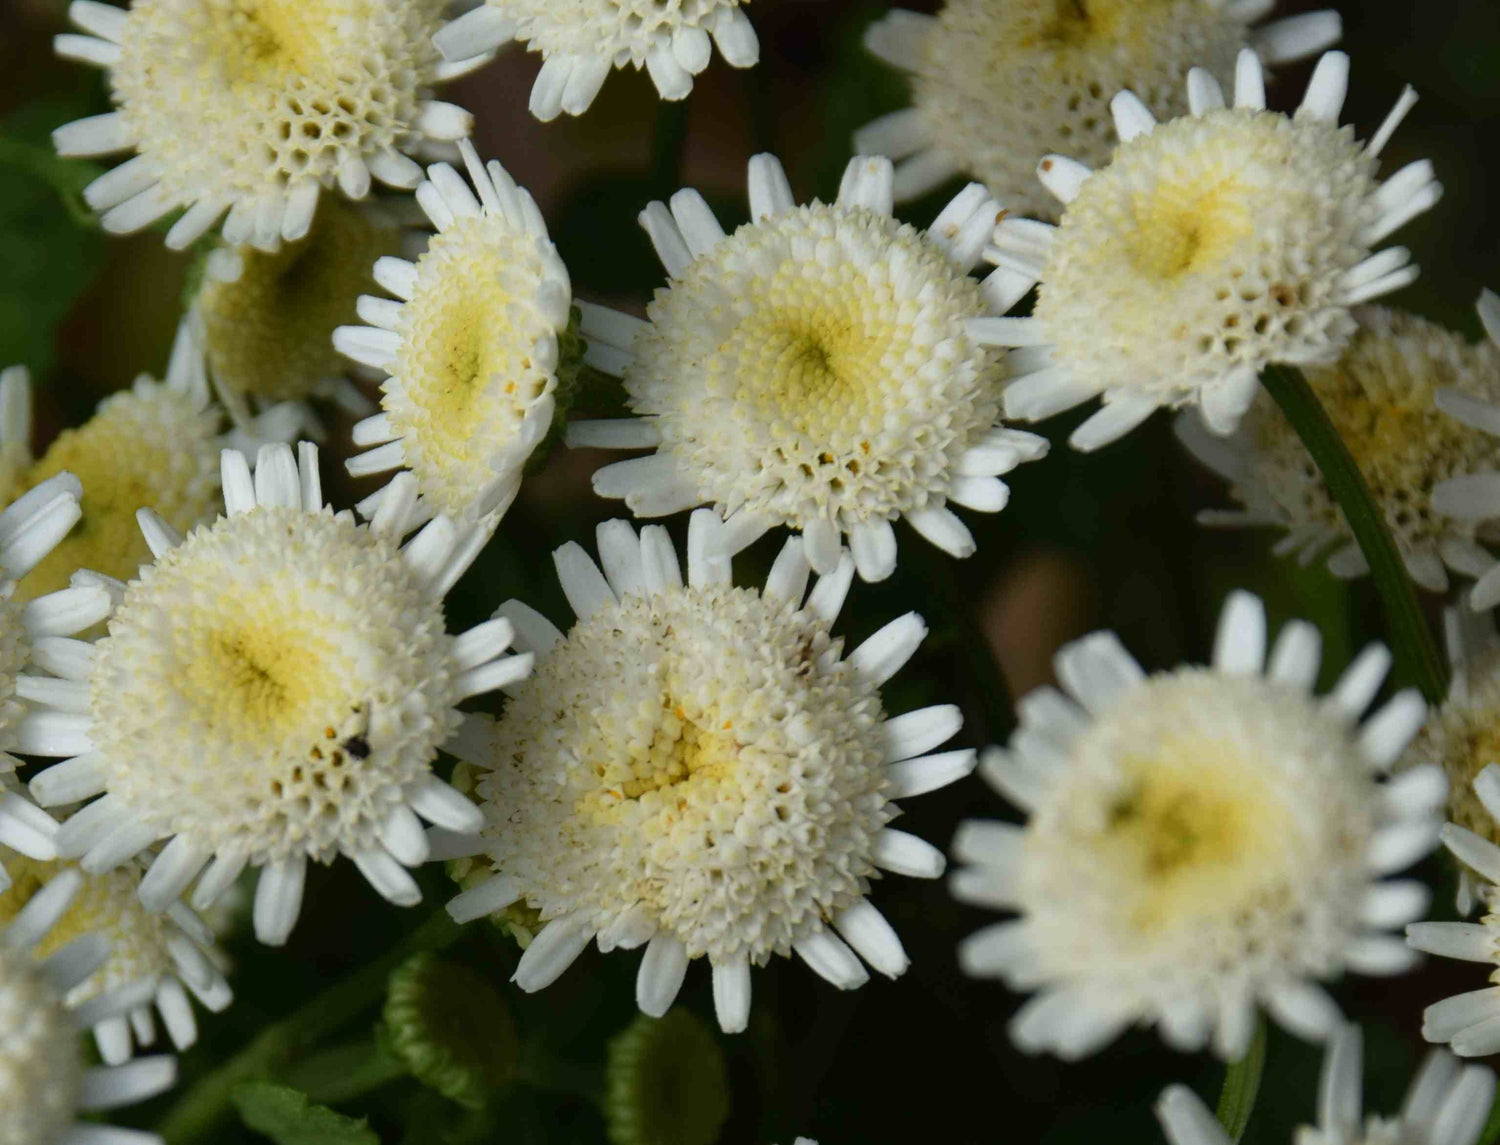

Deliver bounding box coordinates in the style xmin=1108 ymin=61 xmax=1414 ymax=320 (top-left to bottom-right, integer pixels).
xmin=20 ymin=444 xmax=533 ymax=946
xmin=986 ymin=50 xmax=1440 ymax=450
xmin=434 ymin=0 xmax=758 ymax=121
xmin=571 ymin=152 xmax=1047 ymax=584
xmin=52 ymin=0 xmax=493 ymax=251
xmin=447 ymin=512 xmax=975 ymax=1033
xmin=954 ymin=590 xmax=1442 ymax=1060
xmin=856 ymin=0 xmax=1341 ymax=219
xmin=0 ymin=852 xmax=231 ymax=1066
xmin=1156 ymin=1024 xmax=1493 ymax=1145
xmin=335 ymin=141 xmax=576 ymax=531
xmin=0 ymin=868 xmax=178 ymax=1145
xmin=1178 ymin=307 xmax=1500 ymax=595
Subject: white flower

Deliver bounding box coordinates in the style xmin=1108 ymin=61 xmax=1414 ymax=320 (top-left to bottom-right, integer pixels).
xmin=335 ymin=141 xmax=574 ymax=528
xmin=856 ymin=0 xmax=1341 ymax=219
xmin=52 ymin=0 xmax=492 ymax=252
xmin=570 ymin=153 xmax=1047 ymax=584
xmin=985 ymin=50 xmax=1440 ymax=450
xmin=446 ymin=511 xmax=975 ymax=1033
xmin=953 ymin=590 xmax=1442 ymax=1060
xmin=433 ymin=0 xmax=758 ymax=121
xmin=1178 ymin=307 xmax=1500 ymax=595
xmin=21 ymin=444 xmax=533 ymax=946
xmin=0 ymin=852 xmax=231 ymax=1066
xmin=1156 ymin=1024 xmax=1493 ymax=1145
xmin=0 ymin=868 xmax=177 ymax=1145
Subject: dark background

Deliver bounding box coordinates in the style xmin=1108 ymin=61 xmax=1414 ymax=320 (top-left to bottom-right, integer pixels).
xmin=2 ymin=0 xmax=1498 ymax=1141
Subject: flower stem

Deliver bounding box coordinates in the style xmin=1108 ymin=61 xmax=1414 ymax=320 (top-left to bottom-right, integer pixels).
xmin=1259 ymin=363 xmax=1449 ymax=704
xmin=1214 ymin=1016 xmax=1266 ymax=1144
xmin=155 ymin=910 xmax=462 ymax=1144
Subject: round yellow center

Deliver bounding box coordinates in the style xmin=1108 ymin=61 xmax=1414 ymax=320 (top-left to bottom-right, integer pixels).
xmin=186 ymin=614 xmax=345 ymax=738
xmin=1126 ymin=172 xmax=1252 ymax=283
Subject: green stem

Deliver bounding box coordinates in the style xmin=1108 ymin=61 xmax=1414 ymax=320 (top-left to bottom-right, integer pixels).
xmin=281 ymin=1038 xmax=409 ymax=1107
xmin=1260 ymin=364 xmax=1449 ymax=704
xmin=514 ymin=1042 xmax=606 ymax=1108
xmin=1214 ymin=1017 xmax=1266 ymax=1144
xmin=155 ymin=911 xmax=461 ymax=1144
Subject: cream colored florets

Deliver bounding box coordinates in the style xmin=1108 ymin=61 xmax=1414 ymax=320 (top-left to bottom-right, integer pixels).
xmin=88 ymin=506 xmax=459 ymax=865
xmin=1408 ymin=654 xmax=1500 ymax=863
xmin=0 ymin=944 xmax=80 ymax=1145
xmin=477 ymin=583 xmax=891 ymax=965
xmin=499 ymin=0 xmax=747 ymax=66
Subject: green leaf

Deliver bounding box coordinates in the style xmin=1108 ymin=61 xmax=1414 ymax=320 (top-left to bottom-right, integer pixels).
xmin=1214 ymin=1017 xmax=1267 ymax=1144
xmin=231 ymin=1081 xmax=380 ymax=1145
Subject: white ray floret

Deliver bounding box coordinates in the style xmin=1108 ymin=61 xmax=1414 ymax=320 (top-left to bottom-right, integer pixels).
xmin=1178 ymin=307 xmax=1500 ymax=595
xmin=336 ymin=140 xmax=574 ymax=530
xmin=0 ymin=867 xmax=178 ymax=1145
xmin=1156 ymin=1024 xmax=1493 ymax=1145
xmin=571 ymin=153 xmax=1046 ymax=584
xmin=855 ymin=0 xmax=1341 ymax=218
xmin=53 ymin=0 xmax=493 ymax=251
xmin=435 ymin=0 xmax=758 ymax=121
xmin=448 ymin=512 xmax=974 ymax=1032
xmin=21 ymin=444 xmax=530 ymax=946
xmin=954 ymin=589 xmax=1441 ymax=1060
xmin=983 ymin=50 xmax=1439 ymax=450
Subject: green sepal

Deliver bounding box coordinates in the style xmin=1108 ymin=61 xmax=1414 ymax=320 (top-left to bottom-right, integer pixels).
xmin=230 ymin=1081 xmax=379 ymax=1145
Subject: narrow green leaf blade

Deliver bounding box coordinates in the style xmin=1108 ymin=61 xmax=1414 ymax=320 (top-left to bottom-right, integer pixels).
xmin=1215 ymin=1017 xmax=1267 ymax=1144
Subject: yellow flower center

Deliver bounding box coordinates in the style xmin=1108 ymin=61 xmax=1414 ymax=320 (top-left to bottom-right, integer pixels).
xmin=188 ymin=614 xmax=346 ymax=737
xmin=1127 ymin=172 xmax=1252 ymax=283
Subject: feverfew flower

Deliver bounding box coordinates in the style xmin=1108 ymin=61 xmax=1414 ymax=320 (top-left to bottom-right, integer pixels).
xmin=986 ymin=50 xmax=1440 ymax=450
xmin=52 ymin=0 xmax=491 ymax=251
xmin=0 ymin=853 xmax=231 ymax=1065
xmin=1156 ymin=1024 xmax=1493 ymax=1145
xmin=1178 ymin=308 xmax=1500 ymax=594
xmin=953 ymin=591 xmax=1441 ymax=1059
xmin=21 ymin=444 xmax=532 ymax=946
xmin=571 ymin=153 xmax=1047 ymax=583
xmin=0 ymin=868 xmax=177 ymax=1145
xmin=856 ymin=0 xmax=1340 ymax=218
xmin=336 ymin=141 xmax=578 ymax=529
xmin=433 ymin=0 xmax=758 ymax=121
xmin=448 ymin=513 xmax=976 ymax=1033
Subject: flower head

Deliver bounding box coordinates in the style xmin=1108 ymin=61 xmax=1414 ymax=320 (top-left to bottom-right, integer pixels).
xmin=954 ymin=590 xmax=1441 ymax=1059
xmin=1178 ymin=307 xmax=1500 ymax=595
xmin=53 ymin=0 xmax=490 ymax=251
xmin=336 ymin=141 xmax=577 ymax=528
xmin=22 ymin=444 xmax=533 ymax=946
xmin=448 ymin=513 xmax=975 ymax=1032
xmin=433 ymin=0 xmax=758 ymax=121
xmin=0 ymin=868 xmax=178 ymax=1145
xmin=856 ymin=0 xmax=1341 ymax=218
xmin=985 ymin=50 xmax=1440 ymax=449
xmin=572 ymin=153 xmax=1047 ymax=583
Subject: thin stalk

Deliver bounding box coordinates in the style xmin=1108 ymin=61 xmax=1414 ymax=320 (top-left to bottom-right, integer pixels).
xmin=1260 ymin=364 xmax=1449 ymax=704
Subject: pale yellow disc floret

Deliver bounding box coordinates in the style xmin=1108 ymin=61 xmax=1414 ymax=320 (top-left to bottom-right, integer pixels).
xmin=498 ymin=0 xmax=748 ymax=65
xmin=910 ymin=0 xmax=1252 ymax=219
xmin=88 ymin=506 xmax=460 ymax=864
xmin=476 ymin=584 xmax=892 ymax=964
xmin=197 ymin=199 xmax=400 ymax=403
xmin=0 ymin=945 xmax=81 ymax=1145
xmin=17 ymin=383 xmax=221 ymax=600
xmin=626 ymin=202 xmax=1003 ymax=530
xmin=1238 ymin=309 xmax=1500 ymax=559
xmin=1037 ymin=108 xmax=1378 ymax=407
xmin=1019 ymin=671 xmax=1373 ymax=996
xmin=112 ymin=0 xmax=447 ymax=208
xmin=389 ymin=214 xmax=563 ymax=518
xmin=1408 ymin=654 xmax=1500 ymax=861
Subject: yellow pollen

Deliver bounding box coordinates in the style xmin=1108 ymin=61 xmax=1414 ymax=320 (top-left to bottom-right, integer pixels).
xmin=189 ymin=617 xmax=338 ymax=734
xmin=1127 ymin=174 xmax=1252 ymax=283
xmin=213 ymin=1 xmax=330 ymax=86
xmin=581 ymin=701 xmax=739 ymax=820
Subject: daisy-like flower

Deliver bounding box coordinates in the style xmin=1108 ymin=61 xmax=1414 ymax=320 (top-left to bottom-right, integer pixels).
xmin=19 ymin=443 xmax=533 ymax=946
xmin=570 ymin=153 xmax=1047 ymax=583
xmin=52 ymin=0 xmax=492 ymax=251
xmin=433 ymin=0 xmax=758 ymax=122
xmin=192 ymin=196 xmax=404 ymax=433
xmin=856 ymin=0 xmax=1341 ymax=219
xmin=335 ymin=140 xmax=578 ymax=529
xmin=0 ymin=852 xmax=231 ymax=1066
xmin=0 ymin=333 xmax=302 ymax=601
xmin=0 ymin=868 xmax=178 ymax=1145
xmin=1156 ymin=1024 xmax=1493 ymax=1145
xmin=1178 ymin=307 xmax=1500 ymax=594
xmin=446 ymin=512 xmax=976 ymax=1033
xmin=985 ymin=50 xmax=1440 ymax=450
xmin=953 ymin=590 xmax=1442 ymax=1060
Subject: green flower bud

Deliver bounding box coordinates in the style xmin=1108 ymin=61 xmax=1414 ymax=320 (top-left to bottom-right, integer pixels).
xmin=604 ymin=1011 xmax=730 ymax=1145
